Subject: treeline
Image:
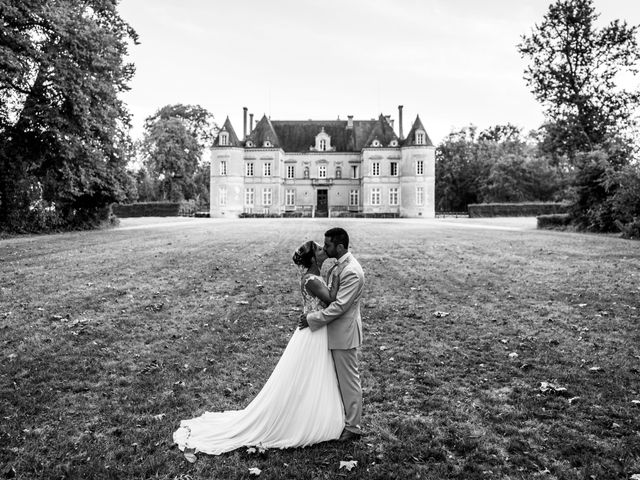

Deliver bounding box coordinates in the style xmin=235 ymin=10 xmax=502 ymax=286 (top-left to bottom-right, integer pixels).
xmin=436 ymin=124 xmax=566 ymax=212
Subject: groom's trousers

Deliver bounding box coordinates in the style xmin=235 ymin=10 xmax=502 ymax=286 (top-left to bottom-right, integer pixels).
xmin=331 ymin=348 xmax=362 ymax=434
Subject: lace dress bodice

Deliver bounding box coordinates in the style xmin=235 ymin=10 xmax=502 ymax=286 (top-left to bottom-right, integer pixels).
xmin=301 ymin=274 xmax=327 ymax=314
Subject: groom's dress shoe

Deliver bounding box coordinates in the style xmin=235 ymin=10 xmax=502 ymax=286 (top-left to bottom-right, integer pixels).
xmin=338 ymin=429 xmax=362 ymax=442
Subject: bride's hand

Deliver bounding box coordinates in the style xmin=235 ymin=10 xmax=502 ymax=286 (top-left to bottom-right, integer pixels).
xmin=298 ymin=313 xmax=309 ymax=329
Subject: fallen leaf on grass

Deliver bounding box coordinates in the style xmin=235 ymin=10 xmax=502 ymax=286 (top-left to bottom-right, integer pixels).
xmin=183 ymin=450 xmax=197 ymax=463
xmin=568 ymin=396 xmax=580 ymax=404
xmin=248 ymin=467 xmax=261 ymax=476
xmin=152 ymin=413 xmax=165 ymax=421
xmin=539 ymin=381 xmax=567 ymax=395
xmin=508 ymin=352 xmax=519 ymax=359
xmin=235 ymin=300 xmax=249 ymax=305
xmin=631 ymin=400 xmax=640 ymax=405
xmin=144 ymin=303 xmax=164 ymax=312
xmin=433 ymin=311 xmax=449 ymax=318
xmin=340 ymin=460 xmax=358 ymax=471
xmin=588 ymin=366 xmax=603 ymax=372
xmin=631 ymin=475 xmax=640 ymax=480
xmin=246 ymin=447 xmax=257 ymax=454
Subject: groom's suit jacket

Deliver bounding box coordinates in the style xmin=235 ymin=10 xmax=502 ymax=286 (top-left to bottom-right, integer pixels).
xmin=307 ymin=252 xmax=364 ymax=350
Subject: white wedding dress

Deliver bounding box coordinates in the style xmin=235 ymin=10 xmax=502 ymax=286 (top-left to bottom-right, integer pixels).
xmin=173 ymin=274 xmax=344 ymax=455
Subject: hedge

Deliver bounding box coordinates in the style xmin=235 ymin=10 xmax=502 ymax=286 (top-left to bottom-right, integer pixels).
xmin=112 ymin=202 xmax=181 ymax=217
xmin=537 ymin=213 xmax=572 ymax=230
xmin=468 ymin=202 xmax=569 ymax=218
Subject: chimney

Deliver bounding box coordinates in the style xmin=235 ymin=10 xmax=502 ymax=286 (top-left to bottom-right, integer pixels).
xmin=249 ymin=113 xmax=254 ymax=132
xmin=398 ymin=105 xmax=404 ymax=140
xmin=243 ymin=107 xmax=248 ymax=140
xmin=347 ymin=115 xmax=354 ymax=129
xmin=385 ymin=114 xmax=394 ymax=128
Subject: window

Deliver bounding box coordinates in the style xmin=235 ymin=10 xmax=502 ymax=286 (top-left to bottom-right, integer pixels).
xmin=372 ymin=162 xmax=380 ymax=176
xmin=416 ymin=131 xmax=425 ymax=145
xmin=246 ymin=162 xmax=254 ymax=176
xmin=245 ymin=188 xmax=254 ymax=206
xmin=371 ymin=187 xmax=381 ymax=205
xmin=319 ymin=165 xmax=327 ymax=178
xmin=304 ymin=167 xmax=310 ymax=179
xmin=349 ymin=189 xmax=359 ymax=206
xmin=416 ymin=186 xmax=424 ymax=205
xmin=286 ymin=189 xmax=295 ymax=206
xmin=263 ymin=162 xmax=271 ymax=176
xmin=335 ymin=167 xmax=342 ymax=179
xmin=219 ymin=132 xmax=229 ymax=146
xmin=390 ymin=162 xmax=398 ymax=176
xmin=219 ymin=186 xmax=227 ymax=206
xmin=287 ymin=165 xmax=295 ymax=179
xmin=389 ymin=187 xmax=399 ymax=206
xmin=262 ymin=188 xmax=272 ymax=206
xmin=351 ymin=165 xmax=358 ymax=178
xmin=320 ymin=139 xmax=327 ymax=151
xmin=416 ymin=160 xmax=424 ymax=175
xmin=371 ymin=139 xmax=381 ymax=147
xmin=220 ymin=160 xmax=227 ymax=176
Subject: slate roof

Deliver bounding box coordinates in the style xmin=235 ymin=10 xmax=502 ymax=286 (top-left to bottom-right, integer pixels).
xmin=245 ymin=115 xmax=281 ymax=148
xmin=402 ymin=115 xmax=434 ymax=147
xmin=216 ymin=113 xmax=430 ymax=152
xmin=213 ymin=117 xmax=241 ymax=147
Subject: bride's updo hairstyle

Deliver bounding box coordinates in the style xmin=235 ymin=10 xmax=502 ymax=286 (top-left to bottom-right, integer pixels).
xmin=292 ymin=240 xmax=317 ymax=268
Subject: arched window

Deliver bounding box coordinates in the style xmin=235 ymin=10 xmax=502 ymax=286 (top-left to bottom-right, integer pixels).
xmin=304 ymin=167 xmax=310 ymax=179
xmin=320 ymin=139 xmax=327 ymax=151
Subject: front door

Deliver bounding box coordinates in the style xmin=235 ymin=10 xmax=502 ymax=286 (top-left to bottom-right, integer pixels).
xmin=316 ymin=189 xmax=328 ymax=217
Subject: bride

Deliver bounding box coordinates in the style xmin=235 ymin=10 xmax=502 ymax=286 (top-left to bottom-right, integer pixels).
xmin=173 ymin=241 xmax=344 ymax=458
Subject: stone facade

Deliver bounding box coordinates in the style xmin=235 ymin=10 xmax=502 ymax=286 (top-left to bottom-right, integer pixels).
xmin=209 ymin=107 xmax=435 ymax=218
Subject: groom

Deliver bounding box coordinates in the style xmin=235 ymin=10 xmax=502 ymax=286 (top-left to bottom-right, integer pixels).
xmin=299 ymin=227 xmax=365 ymax=441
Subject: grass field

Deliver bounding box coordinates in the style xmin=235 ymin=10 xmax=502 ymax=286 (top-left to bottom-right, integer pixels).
xmin=1 ymin=217 xmax=639 ymax=480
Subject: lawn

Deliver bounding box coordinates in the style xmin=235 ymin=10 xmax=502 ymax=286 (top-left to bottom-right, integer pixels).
xmin=1 ymin=217 xmax=639 ymax=480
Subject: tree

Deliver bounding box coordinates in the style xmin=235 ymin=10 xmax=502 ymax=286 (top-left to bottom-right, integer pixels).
xmin=141 ymin=104 xmax=216 ymax=202
xmin=518 ymin=0 xmax=640 ymax=160
xmin=436 ymin=124 xmax=565 ymax=211
xmin=435 ymin=126 xmax=490 ymax=212
xmin=0 ymin=0 xmax=138 ymax=232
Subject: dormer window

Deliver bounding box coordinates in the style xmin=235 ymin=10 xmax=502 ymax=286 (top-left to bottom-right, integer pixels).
xmin=246 ymin=140 xmax=254 ymax=147
xmin=263 ymin=140 xmax=272 ymax=147
xmin=416 ymin=130 xmax=425 ymax=145
xmin=390 ymin=139 xmax=398 ymax=147
xmin=219 ymin=131 xmax=229 ymax=146
xmin=314 ymin=127 xmax=332 ymax=151
xmin=371 ymin=139 xmax=381 ymax=147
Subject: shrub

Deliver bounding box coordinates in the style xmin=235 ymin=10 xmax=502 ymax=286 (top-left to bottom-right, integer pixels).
xmin=468 ymin=202 xmax=568 ymax=217
xmin=537 ymin=213 xmax=571 ymax=230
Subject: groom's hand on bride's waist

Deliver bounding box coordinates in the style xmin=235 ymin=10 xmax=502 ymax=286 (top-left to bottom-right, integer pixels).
xmin=298 ymin=313 xmax=309 ymax=329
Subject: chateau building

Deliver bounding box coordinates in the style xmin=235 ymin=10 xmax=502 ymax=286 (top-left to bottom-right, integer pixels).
xmin=209 ymin=106 xmax=435 ymax=218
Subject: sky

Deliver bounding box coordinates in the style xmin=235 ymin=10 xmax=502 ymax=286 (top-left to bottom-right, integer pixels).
xmin=117 ymin=0 xmax=640 ymax=146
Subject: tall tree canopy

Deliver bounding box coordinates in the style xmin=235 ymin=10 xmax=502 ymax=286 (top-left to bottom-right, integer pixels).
xmin=0 ymin=0 xmax=138 ymax=231
xmin=435 ymin=125 xmax=563 ymax=211
xmin=518 ymin=0 xmax=640 ymax=160
xmin=141 ymin=104 xmax=216 ymax=202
